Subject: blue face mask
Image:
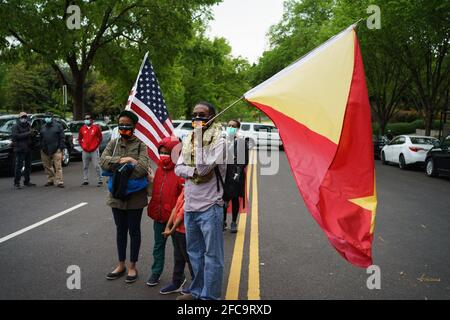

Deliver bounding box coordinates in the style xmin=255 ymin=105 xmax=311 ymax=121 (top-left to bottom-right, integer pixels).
xmin=44 ymin=117 xmax=52 ymax=124
xmin=226 ymin=127 xmax=237 ymax=137
xmin=84 ymin=119 xmax=91 ymax=126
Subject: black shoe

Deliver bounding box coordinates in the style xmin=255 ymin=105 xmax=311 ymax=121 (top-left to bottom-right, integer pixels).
xmin=106 ymin=268 xmax=126 ymax=280
xmin=146 ymin=274 xmax=160 ymax=286
xmin=223 ymin=222 xmax=227 ymax=231
xmin=125 ymin=270 xmax=138 ymax=284
xmin=24 ymin=182 xmax=36 ymax=187
xmin=44 ymin=182 xmax=54 ymax=187
xmin=97 ymin=181 xmax=103 ymax=187
xmin=230 ymin=221 xmax=238 ymax=233
xmin=14 ymin=184 xmax=22 ymax=189
xmin=57 ymin=183 xmax=65 ymax=188
xmin=82 ymin=181 xmax=89 ymax=186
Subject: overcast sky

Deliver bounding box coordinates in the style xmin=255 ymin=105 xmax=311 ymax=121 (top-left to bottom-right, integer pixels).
xmin=206 ymin=0 xmax=285 ymax=64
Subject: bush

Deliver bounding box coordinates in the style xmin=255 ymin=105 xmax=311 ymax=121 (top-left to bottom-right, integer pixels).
xmin=372 ymin=119 xmax=442 ymax=136
xmin=392 ymin=110 xmax=420 ymax=123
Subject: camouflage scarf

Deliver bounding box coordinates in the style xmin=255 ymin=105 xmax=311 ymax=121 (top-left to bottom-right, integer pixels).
xmin=181 ymin=123 xmax=222 ymax=184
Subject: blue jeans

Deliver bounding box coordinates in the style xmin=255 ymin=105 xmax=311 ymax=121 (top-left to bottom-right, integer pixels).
xmin=185 ymin=204 xmax=224 ymax=300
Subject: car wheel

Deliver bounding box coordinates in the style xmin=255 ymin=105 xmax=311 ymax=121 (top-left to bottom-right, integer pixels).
xmin=399 ymin=154 xmax=407 ymax=170
xmin=62 ymin=147 xmax=70 ymax=167
xmin=381 ymin=152 xmax=387 ymax=165
xmin=425 ymin=158 xmax=438 ymax=177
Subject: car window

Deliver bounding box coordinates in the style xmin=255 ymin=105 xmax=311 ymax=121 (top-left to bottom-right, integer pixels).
xmin=442 ymin=136 xmax=450 ymax=148
xmin=181 ymin=123 xmax=193 ymax=130
xmin=397 ymin=137 xmax=406 ymax=144
xmin=69 ymin=123 xmax=84 ymax=133
xmin=390 ymin=137 xmax=401 ymax=145
xmin=240 ymin=124 xmax=250 ymax=131
xmin=172 ymin=121 xmax=181 ymax=128
xmin=410 ymin=137 xmax=438 ymax=145
xmin=31 ymin=119 xmax=42 ymax=131
xmin=254 ymin=125 xmax=276 ymax=132
xmin=0 ymin=118 xmax=16 ymax=133
xmin=55 ymin=119 xmax=68 ymax=130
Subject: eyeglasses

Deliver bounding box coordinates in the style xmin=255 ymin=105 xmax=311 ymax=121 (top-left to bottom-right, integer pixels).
xmin=118 ymin=125 xmax=134 ymax=131
xmin=191 ymin=112 xmax=209 ymax=118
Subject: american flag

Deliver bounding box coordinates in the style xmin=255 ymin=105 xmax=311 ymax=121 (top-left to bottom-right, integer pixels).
xmin=125 ymin=52 xmax=174 ymax=162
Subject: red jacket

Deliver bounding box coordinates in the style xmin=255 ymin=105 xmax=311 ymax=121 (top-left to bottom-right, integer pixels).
xmin=147 ymin=137 xmax=184 ymax=223
xmin=79 ymin=124 xmax=103 ymax=152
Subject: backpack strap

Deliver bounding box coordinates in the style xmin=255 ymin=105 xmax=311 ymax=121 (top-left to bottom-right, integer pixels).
xmin=214 ymin=166 xmax=224 ymax=192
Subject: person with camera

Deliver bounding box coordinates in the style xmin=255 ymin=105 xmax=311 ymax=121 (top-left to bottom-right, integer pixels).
xmin=100 ymin=110 xmax=150 ymax=284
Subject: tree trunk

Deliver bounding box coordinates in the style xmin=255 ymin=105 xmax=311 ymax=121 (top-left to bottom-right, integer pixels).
xmin=425 ymin=108 xmax=434 ymax=136
xmin=72 ymin=76 xmax=85 ymax=120
xmin=379 ymin=118 xmax=387 ymax=136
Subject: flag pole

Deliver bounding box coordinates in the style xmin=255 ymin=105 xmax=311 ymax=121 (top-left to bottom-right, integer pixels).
xmin=205 ymin=96 xmax=244 ymax=126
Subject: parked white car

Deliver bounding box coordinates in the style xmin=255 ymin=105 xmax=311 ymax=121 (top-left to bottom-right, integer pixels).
xmin=238 ymin=122 xmax=283 ymax=150
xmin=381 ymin=135 xmax=439 ymax=169
xmin=172 ymin=120 xmax=193 ymax=141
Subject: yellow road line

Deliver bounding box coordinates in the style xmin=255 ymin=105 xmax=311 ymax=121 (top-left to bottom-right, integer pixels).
xmin=248 ymin=150 xmax=260 ymax=300
xmin=225 ymin=214 xmax=247 ymax=300
xmin=225 ymin=150 xmax=255 ymax=300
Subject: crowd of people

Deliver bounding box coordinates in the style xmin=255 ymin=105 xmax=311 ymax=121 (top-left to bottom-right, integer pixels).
xmin=11 ymin=102 xmax=249 ymax=300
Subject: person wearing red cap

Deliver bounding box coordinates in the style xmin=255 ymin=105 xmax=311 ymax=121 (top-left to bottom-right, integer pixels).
xmin=146 ymin=136 xmax=184 ymax=287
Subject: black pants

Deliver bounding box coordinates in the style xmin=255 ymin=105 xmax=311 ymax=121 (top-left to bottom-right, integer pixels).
xmin=14 ymin=151 xmax=31 ymax=185
xmin=223 ymin=197 xmax=240 ymax=223
xmin=172 ymin=231 xmax=194 ymax=283
xmin=112 ymin=208 xmax=143 ymax=263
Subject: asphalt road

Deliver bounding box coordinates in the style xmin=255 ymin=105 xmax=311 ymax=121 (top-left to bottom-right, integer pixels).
xmin=0 ymin=150 xmax=449 ymax=300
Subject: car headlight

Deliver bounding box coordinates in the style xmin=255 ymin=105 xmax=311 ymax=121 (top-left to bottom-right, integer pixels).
xmin=0 ymin=139 xmax=12 ymax=149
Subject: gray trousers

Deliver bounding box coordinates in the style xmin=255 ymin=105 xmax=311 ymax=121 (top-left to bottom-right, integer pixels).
xmin=82 ymin=149 xmax=102 ymax=183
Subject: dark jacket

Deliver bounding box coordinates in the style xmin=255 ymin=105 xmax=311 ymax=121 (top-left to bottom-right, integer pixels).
xmin=40 ymin=120 xmax=65 ymax=155
xmin=11 ymin=120 xmax=33 ymax=153
xmin=223 ymin=136 xmax=249 ymax=200
xmin=100 ymin=136 xmax=151 ymax=210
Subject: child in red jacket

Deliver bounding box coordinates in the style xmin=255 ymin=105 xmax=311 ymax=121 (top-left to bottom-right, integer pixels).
xmin=146 ymin=136 xmax=183 ymax=287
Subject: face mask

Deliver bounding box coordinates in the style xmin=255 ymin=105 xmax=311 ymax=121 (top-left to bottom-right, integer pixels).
xmin=84 ymin=119 xmax=91 ymax=126
xmin=19 ymin=118 xmax=28 ymax=124
xmin=159 ymin=154 xmax=173 ymax=168
xmin=119 ymin=125 xmax=134 ymax=139
xmin=44 ymin=117 xmax=52 ymax=124
xmin=191 ymin=117 xmax=210 ymax=129
xmin=227 ymin=127 xmax=237 ymax=137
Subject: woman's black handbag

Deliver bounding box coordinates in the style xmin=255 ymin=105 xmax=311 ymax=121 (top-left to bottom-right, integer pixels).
xmin=110 ymin=141 xmax=141 ymax=200
xmin=111 ymin=163 xmax=134 ymax=200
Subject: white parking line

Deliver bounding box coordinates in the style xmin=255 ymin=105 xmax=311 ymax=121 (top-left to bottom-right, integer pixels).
xmin=0 ymin=202 xmax=88 ymax=244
